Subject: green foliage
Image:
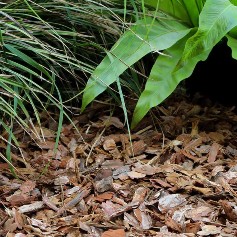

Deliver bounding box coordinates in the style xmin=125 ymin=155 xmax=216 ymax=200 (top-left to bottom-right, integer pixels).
xmin=227 ymin=35 xmax=237 ymax=59
xmin=0 ymin=0 xmax=127 ymax=171
xmin=144 ymin=0 xmax=204 ymax=26
xmin=82 ymin=0 xmax=237 ymax=128
xmin=81 ymin=15 xmax=191 ymax=111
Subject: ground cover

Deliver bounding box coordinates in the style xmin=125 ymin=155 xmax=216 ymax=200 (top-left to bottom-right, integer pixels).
xmin=0 ymin=94 xmax=237 ymax=236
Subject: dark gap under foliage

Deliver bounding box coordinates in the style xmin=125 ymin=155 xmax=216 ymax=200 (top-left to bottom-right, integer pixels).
xmin=185 ymin=38 xmax=237 ymax=107
xmin=141 ymin=38 xmax=237 ymax=109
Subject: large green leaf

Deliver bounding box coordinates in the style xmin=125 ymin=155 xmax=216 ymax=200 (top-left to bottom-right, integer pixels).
xmin=179 ymin=0 xmax=237 ymax=66
xmin=81 ymin=16 xmax=191 ymax=111
xmin=144 ymin=0 xmax=191 ymax=24
xmin=144 ymin=0 xmax=205 ymax=26
xmin=181 ymin=0 xmax=204 ymax=26
xmin=132 ymin=31 xmax=211 ymax=128
xmin=227 ymin=35 xmax=237 ymax=59
xmin=230 ymin=0 xmax=237 ymax=5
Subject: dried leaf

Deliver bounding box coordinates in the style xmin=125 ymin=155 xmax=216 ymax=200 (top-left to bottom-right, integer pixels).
xmin=132 ymin=187 xmax=147 ymax=204
xmin=127 ymin=171 xmax=146 ymax=179
xmin=54 ymin=176 xmax=70 ymax=185
xmin=220 ymin=200 xmax=237 ymax=222
xmin=197 ymin=225 xmax=222 ymax=236
xmin=124 ymin=212 xmax=140 ymax=228
xmin=165 ymin=216 xmax=182 ymax=233
xmin=138 ymin=207 xmax=152 ymax=230
xmin=133 ymin=163 xmax=161 ymax=175
xmin=13 ymin=208 xmax=24 ymax=229
xmin=208 ymin=142 xmax=220 ymax=163
xmin=185 ymin=222 xmax=201 ymax=234
xmin=20 ymin=180 xmax=36 ymax=194
xmin=18 ymin=201 xmax=44 ymax=213
xmin=94 ymin=192 xmax=114 ymax=202
xmin=100 ymin=116 xmax=124 ymax=129
xmin=113 ymin=165 xmax=130 ymax=179
xmin=158 ymin=194 xmax=186 ymax=213
xmin=185 ymin=206 xmax=213 ymax=221
xmin=37 ymin=140 xmax=56 ymax=150
xmin=103 ymin=138 xmax=117 ymax=151
xmin=101 ymin=201 xmax=122 ymax=218
xmin=101 ymin=229 xmax=126 ymax=237
xmin=126 ymin=140 xmax=147 ymax=157
xmin=94 ymin=176 xmax=113 ymax=193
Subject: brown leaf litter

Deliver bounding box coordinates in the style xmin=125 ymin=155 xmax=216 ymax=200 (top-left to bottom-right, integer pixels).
xmin=0 ymin=97 xmax=237 ymax=236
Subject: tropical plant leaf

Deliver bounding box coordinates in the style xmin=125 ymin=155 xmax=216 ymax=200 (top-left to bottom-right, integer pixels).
xmin=181 ymin=0 xmax=204 ymax=26
xmin=132 ymin=31 xmax=211 ymax=128
xmin=144 ymin=0 xmax=191 ymax=24
xmin=230 ymin=0 xmax=237 ymax=5
xmin=81 ymin=16 xmax=191 ymax=111
xmin=179 ymin=0 xmax=237 ymax=67
xmin=227 ymin=35 xmax=237 ymax=59
xmin=195 ymin=0 xmax=207 ymax=11
xmin=229 ymin=26 xmax=237 ymax=38
xmin=131 ymin=39 xmax=188 ymax=128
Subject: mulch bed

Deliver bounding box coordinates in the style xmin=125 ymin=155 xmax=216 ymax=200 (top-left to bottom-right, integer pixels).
xmin=1 ymin=94 xmax=237 ymax=237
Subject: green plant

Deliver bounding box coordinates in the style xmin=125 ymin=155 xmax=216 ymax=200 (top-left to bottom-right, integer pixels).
xmin=81 ymin=0 xmax=237 ymax=128
xmin=0 ymin=0 xmax=127 ymax=172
